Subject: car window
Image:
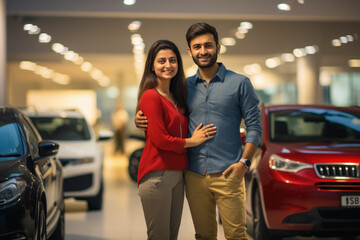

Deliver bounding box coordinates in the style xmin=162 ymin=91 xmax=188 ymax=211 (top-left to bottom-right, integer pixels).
xmin=270 ymin=109 xmax=360 ymax=142
xmin=21 ymin=118 xmax=40 ymax=156
xmin=30 ymin=117 xmax=91 ymax=141
xmin=0 ymin=120 xmax=24 ymax=159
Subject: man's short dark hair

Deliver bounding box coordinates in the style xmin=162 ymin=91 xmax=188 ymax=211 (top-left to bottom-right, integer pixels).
xmin=186 ymin=22 xmax=219 ymax=47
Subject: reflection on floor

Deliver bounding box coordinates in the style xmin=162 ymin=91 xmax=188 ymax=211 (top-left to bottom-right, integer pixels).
xmin=64 ymin=140 xmax=226 ymax=240
xmin=64 ymin=140 xmax=357 ymax=240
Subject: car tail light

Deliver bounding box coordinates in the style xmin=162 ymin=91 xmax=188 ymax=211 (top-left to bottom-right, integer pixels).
xmin=269 ymin=154 xmax=313 ymax=172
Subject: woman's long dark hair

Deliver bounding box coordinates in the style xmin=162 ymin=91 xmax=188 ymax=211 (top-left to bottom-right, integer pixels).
xmin=137 ymin=40 xmax=188 ymax=115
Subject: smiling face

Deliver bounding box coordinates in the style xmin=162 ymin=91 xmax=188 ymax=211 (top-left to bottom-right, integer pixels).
xmin=153 ymin=49 xmax=178 ymax=82
xmin=188 ymin=33 xmax=220 ymax=68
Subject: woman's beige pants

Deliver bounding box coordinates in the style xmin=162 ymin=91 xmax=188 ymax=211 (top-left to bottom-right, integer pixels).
xmin=139 ymin=170 xmax=184 ymax=240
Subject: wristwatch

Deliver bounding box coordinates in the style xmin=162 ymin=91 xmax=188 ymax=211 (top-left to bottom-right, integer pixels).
xmin=240 ymin=158 xmax=251 ymax=169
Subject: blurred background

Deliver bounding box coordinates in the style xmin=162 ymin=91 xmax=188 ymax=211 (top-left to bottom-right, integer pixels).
xmin=1 ymin=1 xmax=360 ymax=239
xmin=2 ymin=0 xmax=360 ymax=133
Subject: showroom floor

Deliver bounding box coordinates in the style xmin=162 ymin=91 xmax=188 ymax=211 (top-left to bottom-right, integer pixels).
xmin=64 ymin=140 xmax=219 ymax=240
xmin=63 ymin=140 xmax=353 ymax=240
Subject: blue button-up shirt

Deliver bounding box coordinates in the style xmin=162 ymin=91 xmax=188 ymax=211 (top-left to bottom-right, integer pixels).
xmin=187 ymin=63 xmax=262 ymax=175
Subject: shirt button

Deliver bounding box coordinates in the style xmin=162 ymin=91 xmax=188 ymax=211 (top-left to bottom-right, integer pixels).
xmin=205 ymin=96 xmax=208 ymax=101
xmin=205 ymin=111 xmax=208 ymax=115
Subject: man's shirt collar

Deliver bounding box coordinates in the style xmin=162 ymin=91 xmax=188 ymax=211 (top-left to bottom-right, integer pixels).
xmin=195 ymin=63 xmax=226 ymax=84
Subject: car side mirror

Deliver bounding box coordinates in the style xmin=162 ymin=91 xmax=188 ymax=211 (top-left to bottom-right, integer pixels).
xmin=97 ymin=130 xmax=114 ymax=141
xmin=38 ymin=141 xmax=59 ymax=157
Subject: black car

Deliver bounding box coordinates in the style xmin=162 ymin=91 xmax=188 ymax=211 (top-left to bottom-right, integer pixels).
xmin=0 ymin=106 xmax=65 ymax=240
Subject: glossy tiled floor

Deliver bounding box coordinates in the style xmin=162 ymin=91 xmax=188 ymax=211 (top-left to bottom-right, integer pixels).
xmin=63 ymin=140 xmax=357 ymax=240
xmin=64 ymin=140 xmax=227 ymax=240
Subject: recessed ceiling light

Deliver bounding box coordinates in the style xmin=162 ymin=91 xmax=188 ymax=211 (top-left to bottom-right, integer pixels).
xmin=124 ymin=0 xmax=136 ymax=6
xmin=277 ymin=3 xmax=291 ymax=11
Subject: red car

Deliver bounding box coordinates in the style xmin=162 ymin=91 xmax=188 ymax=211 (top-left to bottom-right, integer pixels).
xmin=245 ymin=104 xmax=360 ymax=239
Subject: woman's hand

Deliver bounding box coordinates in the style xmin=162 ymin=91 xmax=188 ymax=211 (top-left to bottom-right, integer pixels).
xmin=185 ymin=123 xmax=217 ymax=148
xmin=135 ymin=110 xmax=148 ymax=131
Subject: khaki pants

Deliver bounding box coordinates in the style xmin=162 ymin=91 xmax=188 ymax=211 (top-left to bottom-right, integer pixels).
xmin=185 ymin=170 xmax=247 ymax=240
xmin=139 ymin=170 xmax=184 ymax=240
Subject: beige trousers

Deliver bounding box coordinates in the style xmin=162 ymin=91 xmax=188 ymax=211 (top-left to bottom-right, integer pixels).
xmin=139 ymin=170 xmax=184 ymax=240
xmin=185 ymin=170 xmax=247 ymax=240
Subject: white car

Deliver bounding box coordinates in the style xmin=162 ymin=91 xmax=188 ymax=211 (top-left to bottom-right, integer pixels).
xmin=25 ymin=109 xmax=112 ymax=210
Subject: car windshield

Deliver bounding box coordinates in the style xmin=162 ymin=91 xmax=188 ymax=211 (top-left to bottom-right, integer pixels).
xmin=269 ymin=108 xmax=360 ymax=143
xmin=30 ymin=117 xmax=91 ymax=141
xmin=0 ymin=120 xmax=23 ymax=159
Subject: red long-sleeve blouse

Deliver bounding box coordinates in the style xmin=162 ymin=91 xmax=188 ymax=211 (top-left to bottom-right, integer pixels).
xmin=137 ymin=89 xmax=189 ymax=184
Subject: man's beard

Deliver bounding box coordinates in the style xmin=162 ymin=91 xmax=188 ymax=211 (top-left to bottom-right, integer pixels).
xmin=192 ymin=53 xmax=218 ymax=68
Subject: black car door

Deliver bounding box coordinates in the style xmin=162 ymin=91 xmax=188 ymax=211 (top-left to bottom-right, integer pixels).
xmin=21 ymin=116 xmax=57 ymax=219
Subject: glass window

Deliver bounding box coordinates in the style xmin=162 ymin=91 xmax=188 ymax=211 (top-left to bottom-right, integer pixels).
xmin=21 ymin=118 xmax=39 ymax=156
xmin=270 ymin=108 xmax=360 ymax=143
xmin=30 ymin=117 xmax=91 ymax=141
xmin=0 ymin=120 xmax=23 ymax=159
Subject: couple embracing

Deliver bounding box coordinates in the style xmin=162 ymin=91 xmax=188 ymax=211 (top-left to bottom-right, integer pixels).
xmin=135 ymin=22 xmax=262 ymax=240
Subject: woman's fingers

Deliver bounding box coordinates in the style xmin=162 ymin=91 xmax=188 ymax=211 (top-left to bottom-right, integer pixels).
xmin=195 ymin=123 xmax=203 ymax=131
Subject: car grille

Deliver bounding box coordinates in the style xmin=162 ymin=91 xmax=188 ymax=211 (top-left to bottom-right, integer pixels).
xmin=315 ymin=182 xmax=360 ymax=191
xmin=314 ymin=163 xmax=359 ymax=179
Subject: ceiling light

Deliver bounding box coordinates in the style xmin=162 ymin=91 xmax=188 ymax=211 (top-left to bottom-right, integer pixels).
xmin=304 ymin=45 xmax=317 ymax=54
xmin=339 ymin=36 xmax=348 ymax=43
xmin=28 ymin=25 xmax=41 ymax=35
xmin=280 ymin=53 xmax=295 ymax=62
xmin=221 ymin=37 xmax=236 ymax=46
xmin=243 ymin=63 xmax=262 ymax=75
xmin=52 ymin=43 xmax=64 ymax=53
xmin=332 ymin=39 xmax=341 ymax=47
xmin=297 ymin=0 xmax=305 ymax=4
xmin=265 ymin=57 xmax=281 ymax=68
xmin=124 ymin=0 xmax=136 ymax=5
xmin=293 ymin=48 xmax=306 ymax=57
xmin=277 ymin=3 xmax=291 ymax=11
xmin=240 ymin=22 xmax=253 ymax=30
xmin=128 ymin=21 xmax=142 ymax=32
xmin=346 ymin=35 xmax=354 ymax=42
xmin=23 ymin=24 xmax=33 ymax=31
xmin=237 ymin=26 xmax=248 ymax=34
xmin=38 ymin=33 xmax=51 ymax=43
xmin=349 ymin=59 xmax=360 ymax=67
xmin=235 ymin=32 xmax=245 ymax=39
xmin=81 ymin=62 xmax=93 ymax=72
xmin=19 ymin=61 xmax=37 ymax=71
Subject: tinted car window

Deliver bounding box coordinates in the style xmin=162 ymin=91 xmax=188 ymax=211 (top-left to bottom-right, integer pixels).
xmin=270 ymin=109 xmax=360 ymax=142
xmin=0 ymin=120 xmax=23 ymax=158
xmin=21 ymin=118 xmax=40 ymax=156
xmin=30 ymin=117 xmax=91 ymax=141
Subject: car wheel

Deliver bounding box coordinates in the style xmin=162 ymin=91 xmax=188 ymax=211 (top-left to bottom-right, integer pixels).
xmin=87 ymin=180 xmax=104 ymax=211
xmin=254 ymin=189 xmax=281 ymax=240
xmin=128 ymin=148 xmax=143 ymax=182
xmin=36 ymin=202 xmax=47 ymax=240
xmin=49 ymin=196 xmax=65 ymax=240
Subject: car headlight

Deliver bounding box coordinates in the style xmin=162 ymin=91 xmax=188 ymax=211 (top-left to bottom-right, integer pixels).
xmin=0 ymin=178 xmax=26 ymax=205
xmin=269 ymin=154 xmax=313 ymax=172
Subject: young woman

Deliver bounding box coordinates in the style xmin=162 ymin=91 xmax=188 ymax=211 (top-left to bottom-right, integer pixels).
xmin=136 ymin=40 xmax=216 ymax=240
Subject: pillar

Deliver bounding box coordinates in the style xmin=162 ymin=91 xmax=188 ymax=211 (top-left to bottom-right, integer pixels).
xmin=296 ymin=55 xmax=322 ymax=104
xmin=0 ymin=0 xmax=6 ymax=105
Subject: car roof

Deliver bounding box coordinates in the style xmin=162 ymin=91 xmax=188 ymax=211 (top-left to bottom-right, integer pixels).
xmin=23 ymin=108 xmax=85 ymax=119
xmin=263 ymin=104 xmax=360 ymax=113
xmin=0 ymin=106 xmax=22 ymax=121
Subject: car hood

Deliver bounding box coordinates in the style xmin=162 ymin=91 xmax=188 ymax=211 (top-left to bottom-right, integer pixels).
xmin=267 ymin=142 xmax=360 ymax=164
xmin=0 ymin=158 xmax=26 ymax=182
xmin=55 ymin=140 xmax=100 ymax=158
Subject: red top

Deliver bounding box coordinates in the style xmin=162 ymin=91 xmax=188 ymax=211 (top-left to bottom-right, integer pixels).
xmin=137 ymin=89 xmax=189 ymax=184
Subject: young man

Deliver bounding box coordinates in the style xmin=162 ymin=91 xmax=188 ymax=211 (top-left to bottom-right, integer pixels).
xmin=136 ymin=23 xmax=262 ymax=240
